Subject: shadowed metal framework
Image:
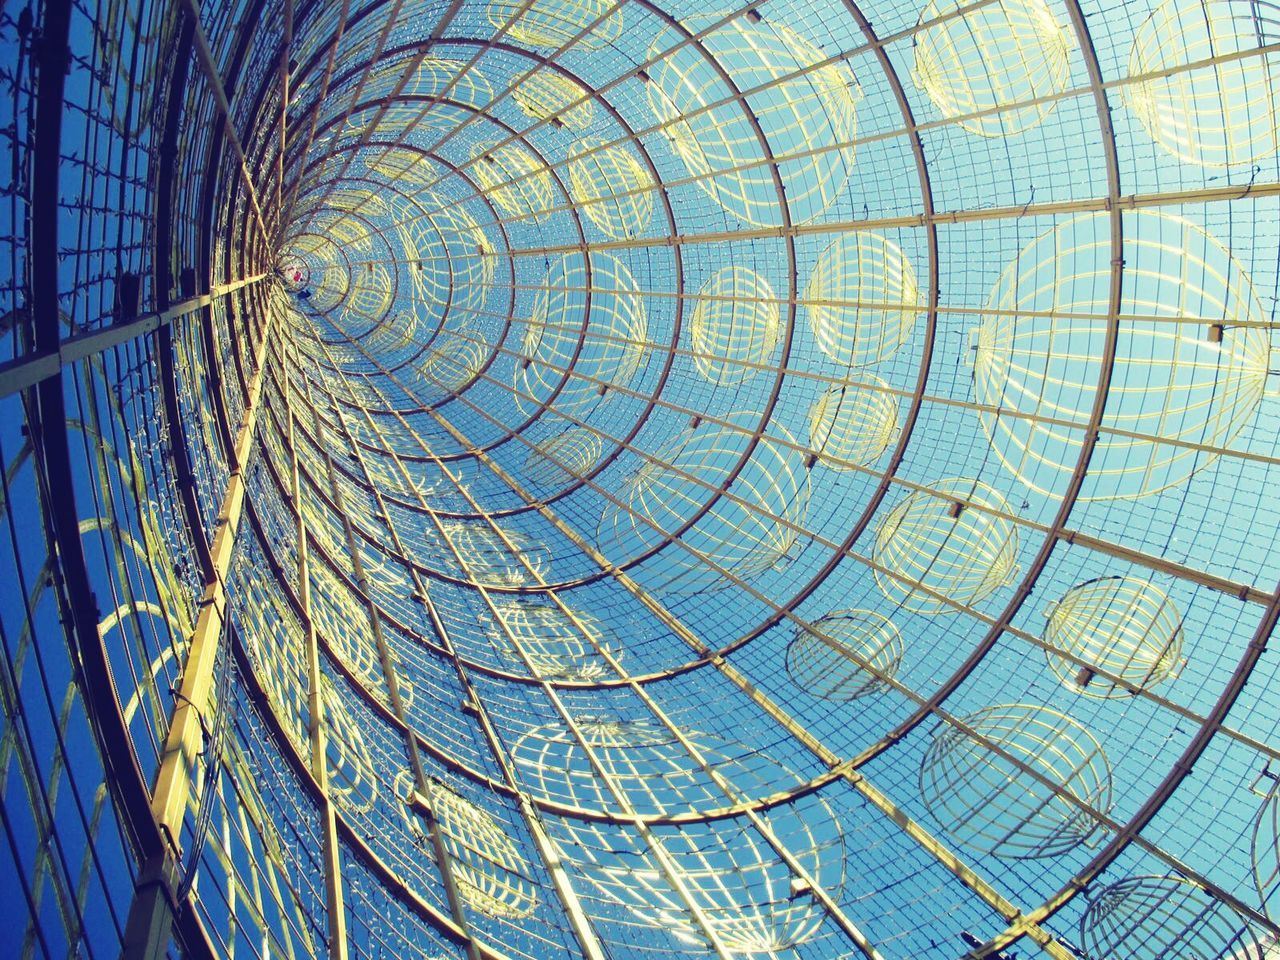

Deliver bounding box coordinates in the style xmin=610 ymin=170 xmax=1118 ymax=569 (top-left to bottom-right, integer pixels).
xmin=1 ymin=0 xmax=1280 ymax=957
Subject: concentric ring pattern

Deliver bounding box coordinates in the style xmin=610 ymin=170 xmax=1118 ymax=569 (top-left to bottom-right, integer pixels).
xmin=1 ymin=0 xmax=1279 ymax=958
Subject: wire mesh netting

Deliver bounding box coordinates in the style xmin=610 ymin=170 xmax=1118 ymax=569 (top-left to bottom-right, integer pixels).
xmin=2 ymin=0 xmax=1280 ymax=958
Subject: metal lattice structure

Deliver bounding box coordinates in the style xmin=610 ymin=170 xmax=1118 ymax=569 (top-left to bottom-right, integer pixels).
xmin=1 ymin=0 xmax=1280 ymax=958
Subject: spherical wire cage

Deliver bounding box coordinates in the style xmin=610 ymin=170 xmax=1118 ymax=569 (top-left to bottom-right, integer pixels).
xmin=645 ymin=13 xmax=861 ymax=227
xmin=1043 ymin=575 xmax=1185 ymax=699
xmin=1080 ymin=873 xmax=1277 ymax=959
xmin=972 ymin=211 xmax=1271 ymax=500
xmin=919 ymin=703 xmax=1113 ymax=860
xmin=516 ymin=252 xmax=649 ymax=419
xmin=513 ymin=718 xmax=848 ymax=953
xmin=872 ymin=478 xmax=1021 ymax=615
xmin=785 ymin=609 xmax=905 ymax=701
xmin=596 ymin=412 xmax=811 ymax=595
xmin=688 ymin=266 xmax=782 ymax=387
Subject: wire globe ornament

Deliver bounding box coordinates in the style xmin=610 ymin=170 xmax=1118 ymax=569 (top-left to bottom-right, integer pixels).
xmin=326 ymin=186 xmax=389 ymax=219
xmin=514 ymin=718 xmax=703 ymax=812
xmin=368 ymin=147 xmax=435 ymax=187
xmin=805 ymin=232 xmax=924 ymax=367
xmin=1043 ymin=576 xmax=1184 ymax=698
xmin=912 ymin=0 xmax=1072 ymax=137
xmin=523 ymin=426 xmax=605 ymax=489
xmin=416 ymin=327 xmax=490 ymax=399
xmin=786 ymin=609 xmax=904 ymax=701
xmin=492 ymin=600 xmax=619 ymax=680
xmin=872 ymin=478 xmax=1019 ymax=615
xmin=1124 ymin=0 xmax=1280 ymax=167
xmin=321 ymin=678 xmax=380 ymax=817
xmin=471 ymin=141 xmax=556 ymax=222
xmin=240 ymin=564 xmax=379 ymax=818
xmin=312 ymin=208 xmax=374 ymax=260
xmin=334 ymin=376 xmax=382 ymax=412
xmin=646 ymin=14 xmax=861 ymax=226
xmin=397 ymin=194 xmax=494 ymax=315
xmin=399 ymin=57 xmax=494 ymax=108
xmin=562 ymin=813 xmax=845 ymax=954
xmin=1254 ymin=775 xmax=1280 ymax=918
xmin=299 ymin=205 xmax=370 ymax=254
xmin=317 ymin=259 xmax=353 ymax=305
xmin=807 ymin=375 xmax=899 ymax=469
xmin=516 ymin=252 xmax=648 ymax=418
xmin=360 ymin=449 xmax=441 ymax=502
xmin=567 ymin=139 xmax=655 ymax=239
xmin=688 ymin=266 xmax=781 ymax=386
xmin=437 ymin=521 xmax=551 ymax=586
xmin=358 ymin=100 xmax=429 ymax=140
xmin=424 ymin=779 xmax=540 ymax=919
xmin=1080 ymin=874 xmax=1272 ymax=959
xmin=513 ymin=720 xmax=846 ymax=952
xmin=343 ymin=262 xmax=395 ymax=323
xmin=389 ymin=770 xmax=459 ymax=901
xmin=236 ymin=570 xmax=310 ymax=752
xmin=487 ymin=0 xmax=623 ymax=50
xmin=513 ymin=718 xmax=822 ymax=814
xmin=513 ymin=70 xmax=594 ymax=129
xmin=360 ymin=552 xmax=418 ymax=621
xmin=307 ymin=559 xmax=387 ymax=696
xmin=366 ymin=310 xmax=420 ymax=356
xmin=367 ymin=99 xmax=468 ymax=141
xmin=973 ymin=211 xmax=1271 ymax=500
xmin=596 ymin=413 xmax=811 ymax=595
xmin=920 ymin=703 xmax=1113 ymax=860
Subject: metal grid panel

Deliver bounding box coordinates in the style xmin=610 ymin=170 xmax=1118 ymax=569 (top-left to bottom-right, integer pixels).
xmin=4 ymin=0 xmax=1280 ymax=957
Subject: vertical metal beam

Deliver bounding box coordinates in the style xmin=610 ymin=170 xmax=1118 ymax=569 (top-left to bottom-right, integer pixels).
xmin=320 ymin=443 xmax=483 ymax=960
xmin=307 ymin=343 xmax=770 ymax=960
xmin=277 ymin=0 xmax=293 ymax=233
xmin=176 ymin=0 xmax=273 ymax=249
xmin=284 ymin=405 xmax=350 ymax=960
xmin=410 ymin=394 xmax=888 ymax=960
xmin=289 ymin=339 xmax=609 ymax=960
xmin=121 ymin=294 xmax=275 ymax=960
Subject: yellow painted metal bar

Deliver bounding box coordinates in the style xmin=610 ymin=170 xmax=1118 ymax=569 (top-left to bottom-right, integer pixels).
xmin=121 ymin=288 xmax=275 ymax=960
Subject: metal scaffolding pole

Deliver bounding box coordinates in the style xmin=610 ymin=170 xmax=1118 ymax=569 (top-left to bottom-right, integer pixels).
xmin=284 ymin=404 xmax=351 ymax=960
xmin=120 ymin=293 xmax=275 ymax=960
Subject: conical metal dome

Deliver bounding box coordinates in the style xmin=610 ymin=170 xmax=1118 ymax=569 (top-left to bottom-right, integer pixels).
xmin=1 ymin=0 xmax=1279 ymax=958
